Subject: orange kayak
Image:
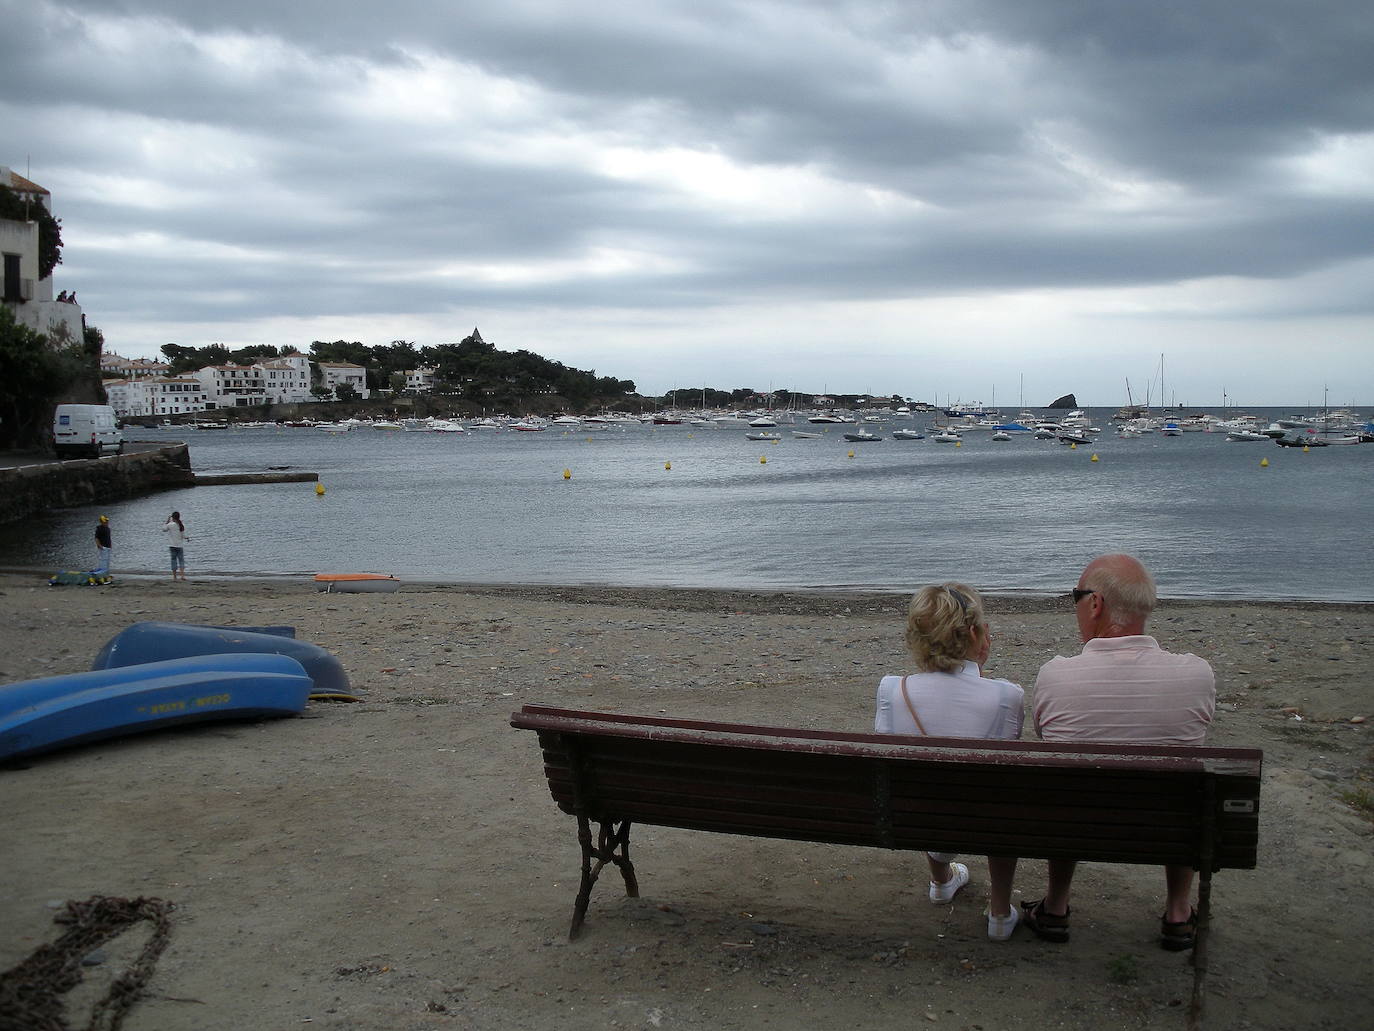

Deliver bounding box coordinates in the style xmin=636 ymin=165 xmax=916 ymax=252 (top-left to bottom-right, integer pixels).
xmin=314 ymin=573 xmax=402 ymax=594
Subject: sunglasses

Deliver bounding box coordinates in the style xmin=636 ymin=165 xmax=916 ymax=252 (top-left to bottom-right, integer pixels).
xmin=1071 ymin=588 xmax=1097 ymax=604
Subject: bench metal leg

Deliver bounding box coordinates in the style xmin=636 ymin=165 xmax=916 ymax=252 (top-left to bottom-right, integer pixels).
xmin=569 ymin=816 xmax=639 ymax=940
xmin=1187 ymin=867 xmax=1212 ymax=1031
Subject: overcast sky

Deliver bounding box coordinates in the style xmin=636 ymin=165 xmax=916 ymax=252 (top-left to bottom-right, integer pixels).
xmin=4 ymin=0 xmax=1372 ymax=406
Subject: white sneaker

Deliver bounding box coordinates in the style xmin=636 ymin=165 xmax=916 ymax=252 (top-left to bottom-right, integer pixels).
xmin=986 ymin=905 xmax=1019 ymax=941
xmin=928 ymin=862 xmax=970 ymax=904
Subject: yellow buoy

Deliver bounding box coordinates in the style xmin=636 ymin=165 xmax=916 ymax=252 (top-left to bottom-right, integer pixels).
xmin=760 ymin=455 xmax=767 ymax=464
xmin=1091 ymin=453 xmax=1099 ymax=462
xmin=1260 ymin=457 xmax=1269 ymax=468
xmin=314 ymin=482 xmax=326 ymax=495
xmin=664 ymin=461 xmax=671 ymax=470
xmin=586 ymin=436 xmax=592 ymax=442
xmin=563 ymin=468 xmax=571 ymax=480
xmin=1070 ymin=442 xmax=1077 ymax=450
xmin=955 ymin=440 xmax=962 ymax=448
xmin=1302 ymin=445 xmax=1310 ymax=453
xmin=848 ymin=450 xmax=855 ymax=458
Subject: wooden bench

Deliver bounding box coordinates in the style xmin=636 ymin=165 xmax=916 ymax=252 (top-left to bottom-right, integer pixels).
xmin=512 ymin=704 xmax=1261 ymax=1022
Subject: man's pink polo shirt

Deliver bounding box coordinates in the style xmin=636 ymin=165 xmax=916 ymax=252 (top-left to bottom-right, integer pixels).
xmin=1032 ymin=635 xmax=1215 ymax=745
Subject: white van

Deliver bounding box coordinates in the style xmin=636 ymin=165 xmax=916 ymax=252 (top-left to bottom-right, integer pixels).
xmin=53 ymin=404 xmax=124 ymax=458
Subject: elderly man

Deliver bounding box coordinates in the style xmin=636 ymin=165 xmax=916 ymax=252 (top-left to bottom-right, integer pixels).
xmin=1022 ymin=553 xmax=1215 ymax=951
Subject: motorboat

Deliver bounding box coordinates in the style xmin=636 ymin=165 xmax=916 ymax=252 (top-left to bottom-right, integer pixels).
xmin=749 ymin=416 xmax=778 ymax=428
xmin=807 ymin=413 xmax=849 ymax=424
xmin=790 ymin=430 xmax=822 ymax=439
xmin=1225 ymin=429 xmax=1269 ymax=442
xmin=891 ymin=429 xmax=925 ymax=440
xmin=991 ymin=431 xmax=1011 ymax=442
xmin=932 ymin=431 xmax=961 ymax=443
xmin=745 ymin=431 xmax=782 ymax=441
xmin=1274 ymin=435 xmax=1329 ymax=447
xmin=1058 ymin=429 xmax=1094 ymax=445
xmin=842 ymin=429 xmax=882 ymax=442
xmin=1159 ymin=421 xmax=1183 ymax=437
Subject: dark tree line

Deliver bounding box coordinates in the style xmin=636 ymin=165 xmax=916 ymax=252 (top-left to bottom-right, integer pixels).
xmin=158 ymin=331 xmax=636 ymax=407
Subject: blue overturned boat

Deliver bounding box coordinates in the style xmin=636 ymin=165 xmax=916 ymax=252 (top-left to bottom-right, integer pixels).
xmin=0 ymin=653 xmax=312 ymax=762
xmin=92 ymin=622 xmax=349 ymax=695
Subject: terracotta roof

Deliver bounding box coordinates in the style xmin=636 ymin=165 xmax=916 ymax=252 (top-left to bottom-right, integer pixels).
xmin=4 ymin=169 xmax=49 ymax=195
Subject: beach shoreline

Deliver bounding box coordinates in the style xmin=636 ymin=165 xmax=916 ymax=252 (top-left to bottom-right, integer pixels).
xmin=3 ymin=567 xmax=1371 ymax=614
xmin=2 ymin=573 xmax=1370 ymax=1030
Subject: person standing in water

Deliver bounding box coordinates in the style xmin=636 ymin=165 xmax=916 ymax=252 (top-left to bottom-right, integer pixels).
xmin=162 ymin=511 xmax=190 ymax=581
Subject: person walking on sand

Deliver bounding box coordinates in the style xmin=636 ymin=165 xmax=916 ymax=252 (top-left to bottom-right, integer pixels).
xmin=874 ymin=582 xmax=1025 ymax=941
xmin=94 ymin=515 xmax=112 ymax=576
xmin=162 ymin=511 xmax=190 ymax=581
xmin=1021 ymin=553 xmax=1215 ymax=951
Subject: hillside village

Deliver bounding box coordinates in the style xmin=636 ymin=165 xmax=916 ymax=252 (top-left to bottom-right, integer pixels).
xmin=101 ymin=348 xmax=408 ymax=417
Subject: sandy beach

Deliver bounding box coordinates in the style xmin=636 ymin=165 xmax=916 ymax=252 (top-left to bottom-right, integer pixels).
xmin=1 ymin=574 xmax=1370 ymax=1030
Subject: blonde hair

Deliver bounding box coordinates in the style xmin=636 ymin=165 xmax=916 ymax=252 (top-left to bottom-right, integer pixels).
xmin=905 ymin=582 xmax=986 ymax=673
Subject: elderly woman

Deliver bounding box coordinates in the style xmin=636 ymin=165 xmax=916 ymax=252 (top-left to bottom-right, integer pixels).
xmin=874 ymin=583 xmax=1025 ymax=940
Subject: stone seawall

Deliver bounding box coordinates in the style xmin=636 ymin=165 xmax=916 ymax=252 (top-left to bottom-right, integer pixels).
xmin=0 ymin=444 xmax=194 ymax=525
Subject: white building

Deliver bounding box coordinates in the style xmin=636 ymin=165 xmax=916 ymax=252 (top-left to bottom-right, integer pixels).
xmin=147 ymin=377 xmax=210 ymax=416
xmin=255 ymin=350 xmax=313 ymax=403
xmin=405 ymin=366 xmax=437 ymax=394
xmin=104 ymin=377 xmax=208 ymax=417
xmin=0 ymin=165 xmax=85 ymax=346
xmin=317 ymin=361 xmax=368 ymax=399
xmin=196 ymin=364 xmax=268 ymax=408
xmin=102 ymin=352 xmax=170 ymax=379
xmin=102 ymin=379 xmax=146 ymax=417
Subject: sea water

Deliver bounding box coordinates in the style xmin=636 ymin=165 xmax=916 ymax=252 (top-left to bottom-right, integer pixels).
xmin=2 ymin=413 xmax=1371 ymax=601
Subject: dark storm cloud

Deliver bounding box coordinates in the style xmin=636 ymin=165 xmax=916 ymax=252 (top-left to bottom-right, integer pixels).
xmin=2 ymin=0 xmax=1372 ymax=398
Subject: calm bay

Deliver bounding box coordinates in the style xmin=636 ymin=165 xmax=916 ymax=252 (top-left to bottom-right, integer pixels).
xmin=2 ymin=409 xmax=1371 ymax=601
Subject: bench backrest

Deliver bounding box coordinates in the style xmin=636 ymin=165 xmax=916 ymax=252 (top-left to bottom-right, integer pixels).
xmin=512 ymin=705 xmax=1262 ymax=872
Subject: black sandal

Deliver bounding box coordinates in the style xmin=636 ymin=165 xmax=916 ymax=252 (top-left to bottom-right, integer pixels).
xmin=1160 ymin=907 xmax=1198 ymax=951
xmin=1021 ymin=899 xmax=1071 ymax=943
